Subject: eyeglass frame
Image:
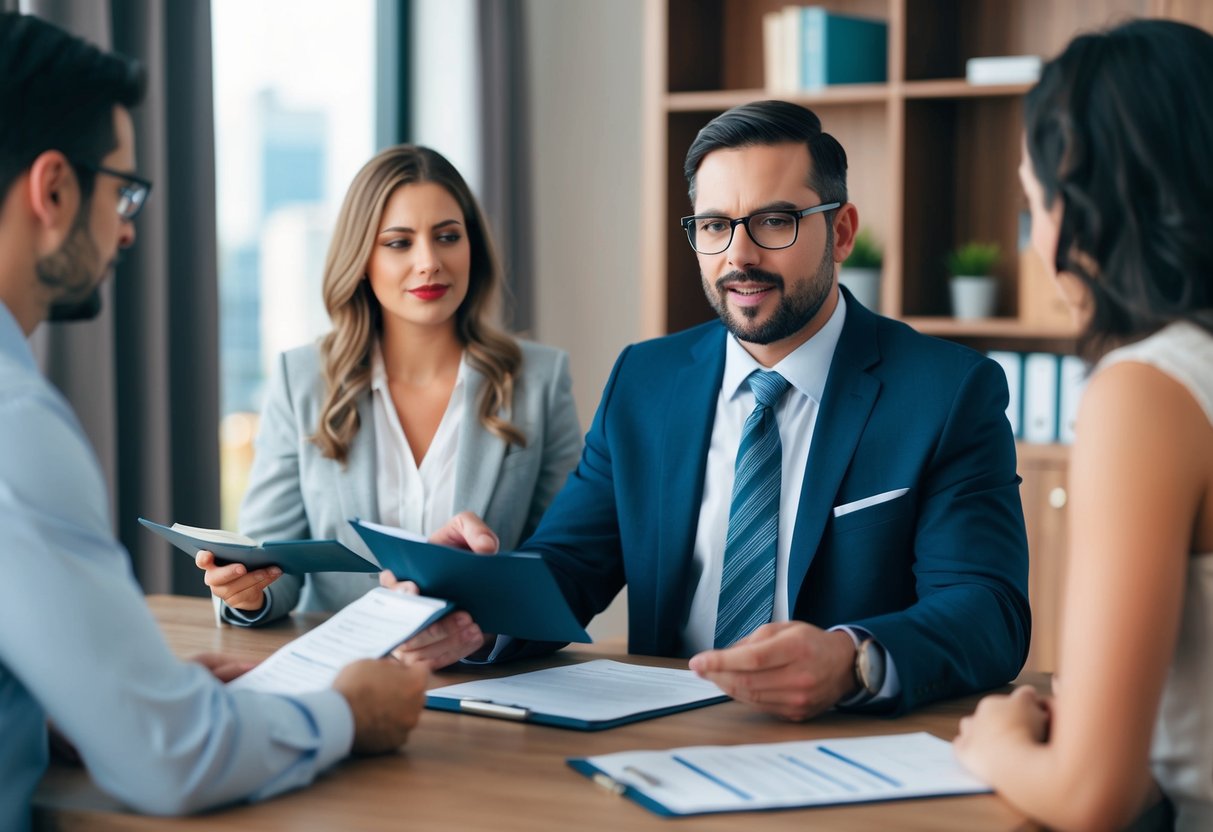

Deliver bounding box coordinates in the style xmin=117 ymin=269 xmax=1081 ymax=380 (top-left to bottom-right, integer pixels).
xmin=679 ymin=201 xmax=842 ymax=255
xmin=69 ymin=160 xmax=153 ymax=221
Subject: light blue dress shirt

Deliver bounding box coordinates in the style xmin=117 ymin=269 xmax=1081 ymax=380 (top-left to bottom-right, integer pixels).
xmin=0 ymin=302 xmax=354 ymax=831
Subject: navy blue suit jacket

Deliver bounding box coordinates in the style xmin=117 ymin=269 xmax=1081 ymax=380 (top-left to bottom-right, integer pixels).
xmin=517 ymin=292 xmax=1030 ymax=713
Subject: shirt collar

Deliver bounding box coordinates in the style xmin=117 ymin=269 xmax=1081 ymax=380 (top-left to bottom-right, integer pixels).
xmin=721 ymin=290 xmax=848 ymax=405
xmin=0 ymin=301 xmax=36 ymax=372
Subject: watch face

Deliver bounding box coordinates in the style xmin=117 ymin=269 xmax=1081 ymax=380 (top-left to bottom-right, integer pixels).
xmin=857 ymin=640 xmax=884 ymax=695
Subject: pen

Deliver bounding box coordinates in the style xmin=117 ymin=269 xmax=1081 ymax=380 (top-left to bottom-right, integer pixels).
xmin=591 ymin=773 xmax=626 ymax=796
xmin=622 ymin=765 xmax=663 ymax=788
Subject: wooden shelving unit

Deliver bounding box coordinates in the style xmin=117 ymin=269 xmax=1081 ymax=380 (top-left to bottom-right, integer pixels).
xmin=641 ymin=0 xmax=1213 ymax=672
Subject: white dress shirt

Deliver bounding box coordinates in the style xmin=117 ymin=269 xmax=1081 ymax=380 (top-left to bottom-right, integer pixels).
xmin=682 ymin=293 xmax=900 ymax=704
xmin=0 ymin=302 xmax=353 ymax=831
xmin=370 ymin=344 xmax=463 ymax=534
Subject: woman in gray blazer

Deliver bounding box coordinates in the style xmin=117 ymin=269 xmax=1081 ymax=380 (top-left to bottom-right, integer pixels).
xmin=197 ymin=145 xmax=582 ymax=628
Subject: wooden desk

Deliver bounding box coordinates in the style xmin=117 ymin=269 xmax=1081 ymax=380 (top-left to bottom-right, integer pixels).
xmin=34 ymin=596 xmax=1040 ymax=831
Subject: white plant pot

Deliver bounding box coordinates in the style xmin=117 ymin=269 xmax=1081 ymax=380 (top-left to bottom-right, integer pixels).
xmin=840 ymin=267 xmax=882 ymax=311
xmin=949 ymin=275 xmax=998 ymax=319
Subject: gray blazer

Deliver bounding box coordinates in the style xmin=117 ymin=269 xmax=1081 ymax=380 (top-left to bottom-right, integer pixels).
xmin=222 ymin=339 xmax=582 ymax=625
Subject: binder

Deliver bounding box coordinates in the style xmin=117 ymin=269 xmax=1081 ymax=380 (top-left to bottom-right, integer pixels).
xmin=425 ymin=660 xmax=729 ymax=731
xmin=349 ymin=519 xmax=591 ymax=644
xmin=986 ymin=350 xmax=1023 ymax=438
xmin=139 ymin=517 xmax=379 ymax=575
xmin=1022 ymin=353 xmax=1060 ymax=443
xmin=1058 ymin=355 xmax=1087 ymax=444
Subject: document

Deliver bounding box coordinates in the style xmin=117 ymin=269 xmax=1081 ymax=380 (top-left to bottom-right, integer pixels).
xmin=350 ymin=519 xmax=591 ymax=644
xmin=139 ymin=517 xmax=379 ymax=575
xmin=228 ymin=588 xmax=451 ymax=695
xmin=427 ymin=659 xmax=729 ymax=730
xmin=569 ymin=732 xmax=989 ymax=816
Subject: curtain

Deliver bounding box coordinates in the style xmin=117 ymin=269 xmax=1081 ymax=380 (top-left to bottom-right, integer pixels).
xmin=24 ymin=0 xmax=219 ymax=597
xmin=477 ymin=0 xmax=534 ymax=334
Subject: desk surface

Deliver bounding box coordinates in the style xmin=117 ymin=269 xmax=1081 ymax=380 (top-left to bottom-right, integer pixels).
xmin=34 ymin=595 xmax=1040 ymax=832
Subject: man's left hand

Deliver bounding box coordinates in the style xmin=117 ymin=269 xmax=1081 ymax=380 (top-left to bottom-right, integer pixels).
xmin=688 ymin=621 xmax=857 ymax=721
xmin=192 ymin=651 xmax=257 ymax=683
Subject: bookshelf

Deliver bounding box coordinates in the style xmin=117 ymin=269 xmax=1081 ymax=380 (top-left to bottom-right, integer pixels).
xmin=641 ymin=0 xmax=1213 ymax=671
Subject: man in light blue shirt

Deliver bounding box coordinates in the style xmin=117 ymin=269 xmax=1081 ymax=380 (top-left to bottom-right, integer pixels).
xmin=0 ymin=13 xmax=427 ymax=831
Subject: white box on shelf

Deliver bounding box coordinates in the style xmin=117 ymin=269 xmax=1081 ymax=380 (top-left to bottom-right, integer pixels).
xmin=1023 ymin=352 xmax=1060 ymax=444
xmin=1057 ymin=355 xmax=1088 ymax=444
xmin=965 ymin=55 xmax=1042 ymax=85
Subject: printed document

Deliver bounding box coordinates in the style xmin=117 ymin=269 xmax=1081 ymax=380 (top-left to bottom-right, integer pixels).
xmin=572 ymin=732 xmax=989 ymax=815
xmin=228 ymin=588 xmax=450 ymax=695
xmin=428 ymin=659 xmax=725 ymax=722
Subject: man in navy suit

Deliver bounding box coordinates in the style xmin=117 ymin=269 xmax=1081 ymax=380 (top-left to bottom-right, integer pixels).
xmin=410 ymin=100 xmax=1030 ymax=720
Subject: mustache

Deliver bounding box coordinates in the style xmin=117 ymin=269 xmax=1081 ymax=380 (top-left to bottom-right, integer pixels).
xmin=715 ymin=268 xmax=785 ymax=293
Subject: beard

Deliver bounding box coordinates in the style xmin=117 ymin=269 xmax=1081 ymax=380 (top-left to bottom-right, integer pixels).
xmin=38 ymin=205 xmax=111 ymax=323
xmin=702 ymin=229 xmax=836 ymax=345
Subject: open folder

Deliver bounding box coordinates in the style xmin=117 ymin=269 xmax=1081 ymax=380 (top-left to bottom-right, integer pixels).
xmin=568 ymin=732 xmax=990 ymax=816
xmin=349 ymin=519 xmax=591 ymax=644
xmin=139 ymin=518 xmax=379 ymax=575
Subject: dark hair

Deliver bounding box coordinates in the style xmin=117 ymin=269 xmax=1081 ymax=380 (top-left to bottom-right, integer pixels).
xmin=684 ymin=100 xmax=848 ymax=206
xmin=1025 ymin=18 xmax=1213 ymax=359
xmin=0 ymin=12 xmax=145 ymax=203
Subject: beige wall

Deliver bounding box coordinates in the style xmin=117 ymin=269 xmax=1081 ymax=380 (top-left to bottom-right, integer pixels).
xmin=525 ymin=0 xmax=645 ymax=640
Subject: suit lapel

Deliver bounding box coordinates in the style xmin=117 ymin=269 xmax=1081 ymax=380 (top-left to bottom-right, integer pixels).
xmin=655 ymin=326 xmax=726 ymax=647
xmin=337 ymin=393 xmax=380 ymax=524
xmin=454 ymin=363 xmax=508 ymax=519
xmin=786 ymin=300 xmax=882 ymax=607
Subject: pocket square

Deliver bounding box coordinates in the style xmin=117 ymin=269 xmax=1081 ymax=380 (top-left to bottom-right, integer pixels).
xmin=833 ymin=488 xmax=910 ymax=518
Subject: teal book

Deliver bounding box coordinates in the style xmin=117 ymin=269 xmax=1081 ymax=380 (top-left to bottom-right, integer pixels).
xmin=801 ymin=7 xmax=887 ymax=89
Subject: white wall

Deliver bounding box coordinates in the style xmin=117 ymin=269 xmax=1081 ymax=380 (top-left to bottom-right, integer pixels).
xmin=525 ymin=0 xmax=645 ymax=641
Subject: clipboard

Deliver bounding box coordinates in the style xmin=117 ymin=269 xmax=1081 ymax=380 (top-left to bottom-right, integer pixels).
xmin=424 ymin=660 xmax=729 ymax=731
xmin=349 ymin=519 xmax=591 ymax=644
xmin=139 ymin=517 xmax=379 ymax=575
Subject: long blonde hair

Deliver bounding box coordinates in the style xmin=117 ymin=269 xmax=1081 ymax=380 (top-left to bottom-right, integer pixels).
xmin=311 ymin=144 xmax=525 ymax=464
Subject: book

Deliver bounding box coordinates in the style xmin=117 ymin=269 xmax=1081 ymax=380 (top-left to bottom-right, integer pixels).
xmin=426 ymin=659 xmax=729 ymax=731
xmin=1058 ymin=355 xmax=1088 ymax=444
xmin=138 ymin=517 xmax=380 ymax=575
xmin=228 ymin=588 xmax=451 ymax=695
xmin=349 ymin=519 xmax=592 ymax=644
xmin=801 ymin=7 xmax=887 ymax=89
xmin=569 ymin=731 xmax=989 ymax=816
xmin=965 ymin=55 xmax=1042 ymax=85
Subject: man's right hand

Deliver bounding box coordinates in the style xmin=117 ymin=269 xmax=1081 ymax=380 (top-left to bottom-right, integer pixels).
xmin=332 ymin=658 xmax=427 ymax=755
xmin=430 ymin=511 xmax=501 ymax=553
xmin=195 ymin=549 xmax=282 ymax=611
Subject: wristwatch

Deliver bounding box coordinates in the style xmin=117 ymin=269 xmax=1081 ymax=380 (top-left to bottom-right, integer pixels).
xmin=853 ymin=637 xmax=886 ymax=698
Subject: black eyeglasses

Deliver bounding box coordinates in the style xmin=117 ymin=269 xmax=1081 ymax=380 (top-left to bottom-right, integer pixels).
xmin=71 ymin=161 xmax=152 ymax=221
xmin=680 ymin=202 xmax=841 ymax=255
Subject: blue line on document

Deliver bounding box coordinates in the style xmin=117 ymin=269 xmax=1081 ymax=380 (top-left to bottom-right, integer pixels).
xmin=780 ymin=754 xmax=857 ymax=792
xmin=815 ymin=746 xmax=901 ymax=787
xmin=671 ymin=756 xmax=752 ymax=800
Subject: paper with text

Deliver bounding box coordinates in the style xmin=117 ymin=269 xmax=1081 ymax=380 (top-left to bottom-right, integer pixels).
xmin=573 ymin=732 xmax=989 ymax=815
xmin=228 ymin=588 xmax=450 ymax=695
xmin=428 ymin=659 xmax=725 ymax=722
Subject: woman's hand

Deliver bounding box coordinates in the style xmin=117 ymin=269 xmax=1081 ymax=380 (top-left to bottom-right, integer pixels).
xmin=195 ymin=550 xmax=282 ymax=611
xmin=954 ymin=685 xmax=1051 ymax=780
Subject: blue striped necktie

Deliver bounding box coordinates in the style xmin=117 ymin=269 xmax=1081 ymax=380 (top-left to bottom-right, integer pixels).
xmin=714 ymin=369 xmax=790 ymax=649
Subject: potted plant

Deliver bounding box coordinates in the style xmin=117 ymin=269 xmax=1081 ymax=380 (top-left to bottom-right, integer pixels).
xmin=946 ymin=241 xmax=1001 ymax=319
xmin=840 ymin=229 xmax=882 ymax=311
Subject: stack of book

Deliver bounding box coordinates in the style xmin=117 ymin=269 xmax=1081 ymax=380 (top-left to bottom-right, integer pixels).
xmin=763 ymin=6 xmax=887 ymax=92
xmin=987 ymin=351 xmax=1088 ymax=444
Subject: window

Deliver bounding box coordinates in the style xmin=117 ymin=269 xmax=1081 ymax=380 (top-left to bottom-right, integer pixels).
xmin=212 ymin=0 xmax=376 ymax=527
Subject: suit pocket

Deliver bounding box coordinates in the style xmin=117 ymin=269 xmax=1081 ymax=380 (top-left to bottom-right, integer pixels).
xmin=831 ymin=489 xmax=912 ymax=535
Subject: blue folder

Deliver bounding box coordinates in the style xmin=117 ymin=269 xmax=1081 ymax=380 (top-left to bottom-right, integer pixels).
xmin=349 ymin=519 xmax=591 ymax=644
xmin=426 ymin=690 xmax=728 ymax=731
xmin=139 ymin=518 xmax=379 ymax=575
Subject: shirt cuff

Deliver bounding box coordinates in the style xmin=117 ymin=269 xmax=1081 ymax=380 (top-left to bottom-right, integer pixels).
xmin=829 ymin=625 xmax=901 ymax=707
xmin=220 ymin=587 xmax=275 ymax=627
xmin=283 ymin=688 xmax=356 ymax=771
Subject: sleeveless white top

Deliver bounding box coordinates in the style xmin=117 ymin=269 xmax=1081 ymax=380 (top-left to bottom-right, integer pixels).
xmin=1097 ymin=321 xmax=1213 ymax=830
